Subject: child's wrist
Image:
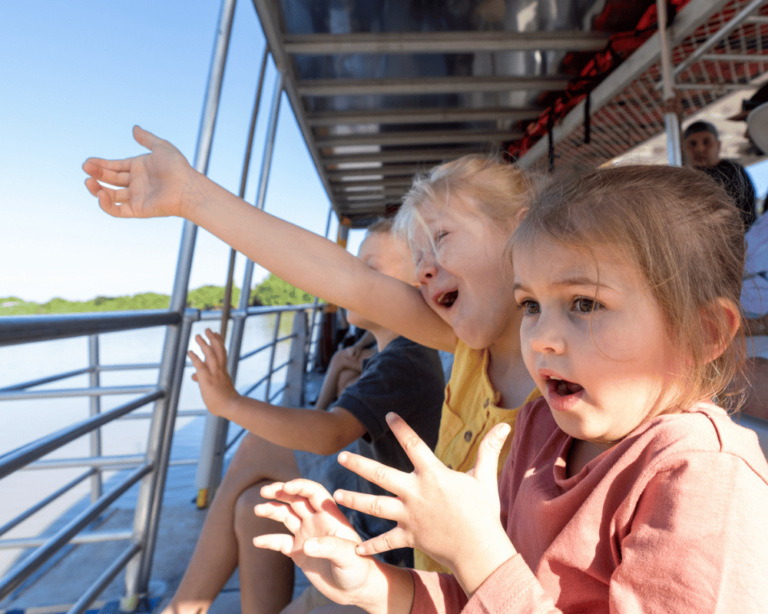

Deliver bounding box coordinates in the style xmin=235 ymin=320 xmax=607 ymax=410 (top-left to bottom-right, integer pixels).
xmin=179 ymin=167 xmax=210 ymax=222
xmin=451 ymin=536 xmax=517 ymax=597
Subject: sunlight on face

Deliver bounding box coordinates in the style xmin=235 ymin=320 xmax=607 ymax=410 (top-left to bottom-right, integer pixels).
xmin=513 ymin=237 xmax=682 ymax=448
xmin=407 ymin=198 xmax=518 ymax=351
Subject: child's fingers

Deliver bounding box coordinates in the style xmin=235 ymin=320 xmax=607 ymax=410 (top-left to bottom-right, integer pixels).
xmin=333 ymin=489 xmax=403 ymax=522
xmin=385 ymin=413 xmax=440 ymax=471
xmin=472 ymin=422 xmax=511 ymax=485
xmin=253 ymin=533 xmax=295 ymax=556
xmin=187 ymin=350 xmax=205 ymax=374
xmin=302 ymin=535 xmax=360 ymax=564
xmin=337 ymin=451 xmax=409 ymax=498
xmin=133 ymin=125 xmax=162 ymax=151
xmin=82 ymin=157 xmax=133 ymax=180
xmin=194 ymin=334 xmax=218 ymax=368
xmin=253 ymin=501 xmax=303 ymax=533
xmin=206 ymin=329 xmax=228 ymax=365
xmin=354 ymin=527 xmax=411 ymax=557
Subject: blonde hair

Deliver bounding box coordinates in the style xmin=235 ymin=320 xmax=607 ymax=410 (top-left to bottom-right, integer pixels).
xmin=515 ymin=164 xmax=746 ymax=411
xmin=393 ymin=155 xmax=536 ymax=245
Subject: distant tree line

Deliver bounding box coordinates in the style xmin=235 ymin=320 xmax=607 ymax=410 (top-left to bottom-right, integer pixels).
xmin=0 ymin=274 xmax=315 ymax=316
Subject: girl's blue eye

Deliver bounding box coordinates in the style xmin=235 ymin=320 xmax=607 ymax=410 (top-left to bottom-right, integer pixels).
xmin=573 ymin=297 xmax=601 ymax=313
xmin=519 ymin=300 xmax=540 ymax=315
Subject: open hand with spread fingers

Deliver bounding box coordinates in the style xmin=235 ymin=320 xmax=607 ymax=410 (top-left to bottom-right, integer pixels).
xmin=82 ymin=125 xmax=195 ymax=219
xmin=253 ymin=479 xmax=395 ymax=612
xmin=334 ymin=412 xmax=518 ymax=596
xmin=187 ymin=329 xmax=240 ymax=418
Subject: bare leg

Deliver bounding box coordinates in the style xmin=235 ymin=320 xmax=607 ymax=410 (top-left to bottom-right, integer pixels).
xmin=235 ymin=482 xmax=296 ymax=614
xmin=279 ymin=586 xmax=366 ymax=614
xmin=161 ymin=433 xmax=299 ymax=614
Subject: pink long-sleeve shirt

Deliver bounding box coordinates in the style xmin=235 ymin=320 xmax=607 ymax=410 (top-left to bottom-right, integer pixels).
xmin=411 ymin=398 xmax=768 ymax=613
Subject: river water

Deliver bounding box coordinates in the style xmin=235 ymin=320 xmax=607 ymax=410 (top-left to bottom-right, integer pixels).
xmin=0 ymin=314 xmax=293 ymax=576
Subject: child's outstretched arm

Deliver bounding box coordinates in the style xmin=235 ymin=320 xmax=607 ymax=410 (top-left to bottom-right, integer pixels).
xmin=254 ymin=479 xmax=414 ymax=614
xmin=334 ymin=413 xmax=517 ymax=597
xmin=189 ymin=329 xmax=366 ymax=455
xmin=83 ymin=128 xmax=455 ymax=352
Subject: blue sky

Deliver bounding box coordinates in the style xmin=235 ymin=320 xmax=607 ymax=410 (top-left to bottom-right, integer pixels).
xmin=2 ymin=1 xmax=767 ymax=303
xmin=1 ymin=1 xmax=361 ymax=303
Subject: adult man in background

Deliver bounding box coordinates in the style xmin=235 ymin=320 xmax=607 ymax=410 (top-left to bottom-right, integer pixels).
xmin=682 ymin=120 xmax=757 ymax=231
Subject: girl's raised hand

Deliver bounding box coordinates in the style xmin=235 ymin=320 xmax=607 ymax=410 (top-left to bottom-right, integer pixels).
xmin=187 ymin=329 xmax=239 ymax=417
xmin=335 ymin=413 xmax=517 ymax=596
xmin=253 ymin=479 xmax=383 ymax=609
xmin=82 ymin=126 xmax=193 ymax=219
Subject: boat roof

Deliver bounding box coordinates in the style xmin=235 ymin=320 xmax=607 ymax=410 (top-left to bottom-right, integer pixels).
xmin=252 ymin=0 xmax=768 ymax=227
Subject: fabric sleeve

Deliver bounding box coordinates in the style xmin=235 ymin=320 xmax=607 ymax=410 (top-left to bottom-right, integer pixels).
xmin=332 ymin=348 xmax=420 ymax=444
xmin=609 ymin=451 xmax=768 ymax=612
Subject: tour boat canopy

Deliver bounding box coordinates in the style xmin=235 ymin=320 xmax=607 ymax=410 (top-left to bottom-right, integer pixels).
xmin=251 ymin=0 xmax=768 ymax=227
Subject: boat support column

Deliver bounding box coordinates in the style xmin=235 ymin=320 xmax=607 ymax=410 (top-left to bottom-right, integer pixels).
xmin=195 ymin=69 xmax=285 ymax=506
xmin=657 ymin=0 xmax=682 ymax=166
xmin=121 ymin=0 xmax=237 ymax=608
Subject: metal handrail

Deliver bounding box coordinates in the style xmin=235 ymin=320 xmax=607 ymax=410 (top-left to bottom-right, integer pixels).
xmin=0 ymin=310 xmax=181 ymax=347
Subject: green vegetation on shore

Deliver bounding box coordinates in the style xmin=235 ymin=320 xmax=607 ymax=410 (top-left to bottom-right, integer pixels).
xmin=0 ymin=274 xmax=316 ymax=316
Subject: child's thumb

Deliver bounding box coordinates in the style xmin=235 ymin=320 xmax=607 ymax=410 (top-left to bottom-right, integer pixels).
xmin=471 ymin=423 xmax=511 ymax=485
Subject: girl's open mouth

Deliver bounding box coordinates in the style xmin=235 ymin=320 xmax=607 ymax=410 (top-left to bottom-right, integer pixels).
xmin=545 ymin=376 xmax=585 ymax=412
xmin=549 ymin=376 xmax=584 ymax=397
xmin=436 ymin=290 xmax=458 ymax=308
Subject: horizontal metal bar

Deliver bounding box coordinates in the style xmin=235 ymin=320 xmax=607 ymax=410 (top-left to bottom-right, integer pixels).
xmin=283 ymin=31 xmax=610 ymax=55
xmin=0 ymin=469 xmax=95 ymax=538
xmin=66 ymin=543 xmax=141 ymax=614
xmin=673 ymin=82 xmax=759 ymax=90
xmin=197 ymin=303 xmax=317 ymax=323
xmin=316 ymin=128 xmax=520 ymax=148
xmin=298 ymin=76 xmax=571 ymax=97
xmin=119 ymin=409 xmax=208 ymax=421
xmin=243 ymin=373 xmax=270 ymax=397
xmin=99 ymin=363 xmax=160 ymax=372
xmin=268 ymin=382 xmax=288 ymax=404
xmin=0 ymin=463 xmax=151 ymax=600
xmin=306 ymin=105 xmax=542 ymax=126
xmin=0 ymin=367 xmax=91 ymax=393
xmin=333 ymin=178 xmax=414 ymax=190
xmin=0 ymin=310 xmax=182 ymax=347
xmin=322 ymin=147 xmax=478 ymax=165
xmin=240 ymin=339 xmax=277 ymax=361
xmin=0 ymin=530 xmax=134 ymax=550
xmin=0 ymin=384 xmax=160 ymax=402
xmin=270 ymin=359 xmax=291 ymax=375
xmin=0 ymin=390 xmax=163 ymax=479
xmin=700 ymin=53 xmax=768 ymax=62
xmin=326 ymin=165 xmax=420 ymax=179
xmin=22 ymin=455 xmax=146 ymax=471
xmin=168 ymin=459 xmax=199 ymax=466
xmin=337 ymin=189 xmax=405 ymax=200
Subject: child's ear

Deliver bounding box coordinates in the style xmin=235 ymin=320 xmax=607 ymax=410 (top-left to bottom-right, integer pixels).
xmin=701 ymin=298 xmax=742 ymax=363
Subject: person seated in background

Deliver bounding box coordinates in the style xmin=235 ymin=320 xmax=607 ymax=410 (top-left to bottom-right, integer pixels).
xmin=313 ymin=329 xmax=376 ymax=410
xmin=159 ymin=218 xmax=445 ymax=614
xmin=682 ymin=120 xmax=757 ymax=231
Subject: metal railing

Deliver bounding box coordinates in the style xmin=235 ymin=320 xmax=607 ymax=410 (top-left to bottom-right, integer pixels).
xmin=0 ymin=302 xmax=322 ymax=614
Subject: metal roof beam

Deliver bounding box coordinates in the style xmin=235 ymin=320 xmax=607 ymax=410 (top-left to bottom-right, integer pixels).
xmin=283 ymin=31 xmax=610 ymax=55
xmin=321 ymin=148 xmax=480 ymax=165
xmin=316 ymin=129 xmax=520 ymax=148
xmin=326 ymin=166 xmax=422 ymax=179
xmin=298 ymin=76 xmax=570 ymax=97
xmin=306 ymin=106 xmax=542 ymax=126
xmin=332 ymin=178 xmax=414 ymax=189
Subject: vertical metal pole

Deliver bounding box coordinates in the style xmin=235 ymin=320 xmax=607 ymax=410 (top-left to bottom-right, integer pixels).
xmin=87 ymin=335 xmax=102 ymax=503
xmin=121 ymin=0 xmax=237 ymax=607
xmin=265 ymin=313 xmax=282 ymax=402
xmin=221 ymin=46 xmax=271 ymax=340
xmin=308 ymin=205 xmax=334 ymax=370
xmin=195 ymin=70 xmax=285 ymax=506
xmin=657 ymin=0 xmax=682 ymax=166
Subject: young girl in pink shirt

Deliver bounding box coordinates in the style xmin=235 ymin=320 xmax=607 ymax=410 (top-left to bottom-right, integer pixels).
xmin=253 ymin=164 xmax=768 ymax=613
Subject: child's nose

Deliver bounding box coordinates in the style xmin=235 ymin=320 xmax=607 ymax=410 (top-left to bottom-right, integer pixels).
xmin=415 ymin=255 xmax=438 ymax=284
xmin=528 ymin=312 xmax=566 ymax=355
